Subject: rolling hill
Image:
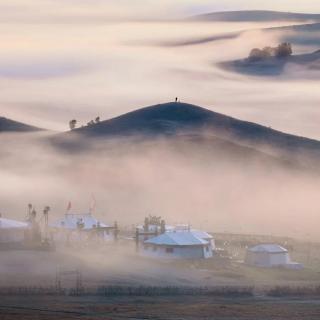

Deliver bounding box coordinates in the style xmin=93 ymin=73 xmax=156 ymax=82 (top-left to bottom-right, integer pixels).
xmin=0 ymin=117 xmax=43 ymax=133
xmin=58 ymin=102 xmax=320 ymax=169
xmin=189 ymin=10 xmax=320 ymax=22
xmin=166 ymin=22 xmax=320 ymax=47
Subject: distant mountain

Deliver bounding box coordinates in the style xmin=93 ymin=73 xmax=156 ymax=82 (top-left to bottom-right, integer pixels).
xmin=265 ymin=23 xmax=320 ymax=47
xmin=0 ymin=117 xmax=43 ymax=133
xmin=58 ymin=102 xmax=320 ymax=168
xmin=219 ymin=50 xmax=320 ymax=76
xmin=189 ymin=10 xmax=320 ymax=22
xmin=166 ymin=20 xmax=320 ymax=48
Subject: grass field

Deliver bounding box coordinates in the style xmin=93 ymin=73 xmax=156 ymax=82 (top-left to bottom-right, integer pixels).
xmin=1 ymin=295 xmax=320 ymax=319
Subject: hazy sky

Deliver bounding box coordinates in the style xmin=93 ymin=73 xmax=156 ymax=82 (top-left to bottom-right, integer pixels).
xmin=1 ymin=1 xmax=320 ymax=20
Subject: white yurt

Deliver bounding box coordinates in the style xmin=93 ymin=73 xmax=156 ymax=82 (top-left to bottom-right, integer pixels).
xmin=142 ymin=231 xmax=213 ymax=259
xmin=50 ymin=213 xmax=114 ymax=243
xmin=0 ymin=217 xmax=29 ymax=244
xmin=245 ymin=244 xmax=303 ymax=269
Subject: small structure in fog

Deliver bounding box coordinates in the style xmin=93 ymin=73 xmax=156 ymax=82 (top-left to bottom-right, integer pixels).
xmin=50 ymin=213 xmax=117 ymax=244
xmin=0 ymin=217 xmax=30 ymax=244
xmin=245 ymin=244 xmax=303 ymax=269
xmin=142 ymin=231 xmax=213 ymax=259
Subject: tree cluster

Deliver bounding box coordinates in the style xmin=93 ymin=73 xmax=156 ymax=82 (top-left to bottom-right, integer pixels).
xmin=248 ymin=43 xmax=293 ymax=62
xmin=69 ymin=116 xmax=100 ymax=130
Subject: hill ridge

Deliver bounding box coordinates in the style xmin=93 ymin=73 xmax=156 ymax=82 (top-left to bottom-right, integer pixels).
xmin=189 ymin=10 xmax=320 ymax=22
xmin=69 ymin=102 xmax=320 ymax=155
xmin=0 ymin=116 xmax=43 ymax=133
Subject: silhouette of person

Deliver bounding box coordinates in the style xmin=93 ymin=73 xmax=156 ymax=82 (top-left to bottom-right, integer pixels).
xmin=175 ymin=97 xmax=178 ymax=102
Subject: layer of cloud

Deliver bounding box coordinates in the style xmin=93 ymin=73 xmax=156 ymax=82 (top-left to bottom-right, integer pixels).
xmin=0 ymin=57 xmax=94 ymax=79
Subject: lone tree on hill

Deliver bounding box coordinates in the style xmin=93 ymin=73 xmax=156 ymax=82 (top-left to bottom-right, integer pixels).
xmin=69 ymin=119 xmax=77 ymax=130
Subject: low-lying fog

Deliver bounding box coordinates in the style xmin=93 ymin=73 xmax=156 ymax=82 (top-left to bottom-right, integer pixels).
xmin=1 ymin=132 xmax=319 ymax=241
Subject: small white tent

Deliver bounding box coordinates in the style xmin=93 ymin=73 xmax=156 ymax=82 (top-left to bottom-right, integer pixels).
xmin=0 ymin=218 xmax=29 ymax=244
xmin=142 ymin=231 xmax=213 ymax=259
xmin=245 ymin=244 xmax=303 ymax=269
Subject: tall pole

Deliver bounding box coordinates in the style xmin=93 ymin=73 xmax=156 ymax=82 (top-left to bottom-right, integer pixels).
xmin=135 ymin=228 xmax=139 ymax=252
xmin=43 ymin=206 xmax=50 ymax=243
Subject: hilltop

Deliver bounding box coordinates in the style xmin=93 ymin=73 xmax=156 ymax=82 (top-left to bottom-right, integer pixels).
xmin=51 ymin=102 xmax=320 ymax=170
xmin=68 ymin=102 xmax=320 ymax=150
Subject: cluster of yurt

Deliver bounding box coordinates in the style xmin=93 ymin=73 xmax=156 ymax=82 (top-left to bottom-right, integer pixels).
xmin=245 ymin=244 xmax=303 ymax=269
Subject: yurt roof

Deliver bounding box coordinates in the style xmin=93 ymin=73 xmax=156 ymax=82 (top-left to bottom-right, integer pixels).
xmin=248 ymin=244 xmax=288 ymax=253
xmin=50 ymin=213 xmax=110 ymax=230
xmin=0 ymin=218 xmax=29 ymax=229
xmin=145 ymin=231 xmax=208 ymax=246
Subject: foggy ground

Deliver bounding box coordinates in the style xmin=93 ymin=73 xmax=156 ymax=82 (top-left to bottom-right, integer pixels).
xmin=2 ymin=130 xmax=320 ymax=241
xmin=1 ymin=235 xmax=320 ymax=290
